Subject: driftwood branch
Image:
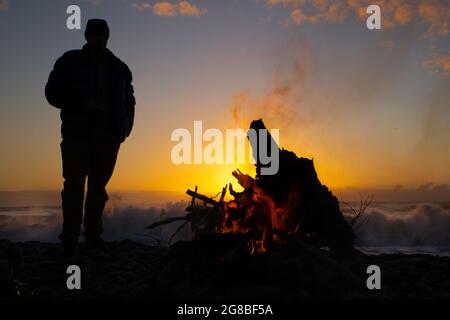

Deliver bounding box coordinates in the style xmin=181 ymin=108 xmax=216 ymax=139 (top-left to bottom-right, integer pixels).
xmin=186 ymin=189 xmax=218 ymax=206
xmin=145 ymin=215 xmax=190 ymax=230
xmin=146 ymin=186 xmax=227 ymax=232
xmin=169 ymin=221 xmax=189 ymax=244
xmin=342 ymin=193 xmax=373 ymax=228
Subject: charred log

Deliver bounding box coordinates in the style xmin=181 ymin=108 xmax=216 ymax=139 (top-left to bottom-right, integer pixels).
xmin=249 ymin=119 xmax=356 ymax=256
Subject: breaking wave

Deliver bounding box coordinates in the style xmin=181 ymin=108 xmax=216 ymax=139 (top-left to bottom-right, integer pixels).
xmin=0 ymin=201 xmax=191 ymax=244
xmin=1 ymin=201 xmax=450 ymax=249
xmin=347 ymin=202 xmax=450 ymax=246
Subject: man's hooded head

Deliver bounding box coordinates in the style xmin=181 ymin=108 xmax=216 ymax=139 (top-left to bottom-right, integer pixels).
xmin=84 ymin=19 xmax=109 ymax=51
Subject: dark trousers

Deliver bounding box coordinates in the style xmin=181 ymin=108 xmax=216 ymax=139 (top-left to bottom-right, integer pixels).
xmin=59 ymin=136 xmax=120 ymax=241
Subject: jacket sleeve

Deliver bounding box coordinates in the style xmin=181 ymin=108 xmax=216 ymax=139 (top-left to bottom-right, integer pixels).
xmin=124 ymin=66 xmax=136 ymax=136
xmin=45 ymin=54 xmax=81 ymax=109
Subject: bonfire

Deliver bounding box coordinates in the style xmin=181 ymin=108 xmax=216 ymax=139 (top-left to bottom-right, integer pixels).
xmin=148 ymin=119 xmax=355 ymax=256
xmin=145 ymin=119 xmax=367 ymax=299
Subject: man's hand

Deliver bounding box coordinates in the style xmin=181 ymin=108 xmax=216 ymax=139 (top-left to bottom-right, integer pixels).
xmin=81 ymin=98 xmax=108 ymax=113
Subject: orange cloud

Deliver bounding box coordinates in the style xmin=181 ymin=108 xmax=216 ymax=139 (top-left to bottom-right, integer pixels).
xmin=290 ymin=9 xmax=307 ymax=25
xmin=423 ymin=53 xmax=450 ymax=77
xmin=349 ymin=0 xmax=414 ymax=29
xmin=284 ymin=0 xmax=349 ymax=25
xmin=266 ymin=0 xmax=449 ymax=37
xmin=0 ymin=0 xmax=8 ymax=11
xmin=179 ymin=0 xmax=207 ymax=16
xmin=394 ymin=3 xmax=413 ymax=25
xmin=265 ymin=0 xmax=449 ymax=78
xmin=418 ymin=0 xmax=450 ymax=38
xmin=153 ymin=1 xmax=178 ymax=17
xmin=133 ymin=1 xmax=207 ymax=17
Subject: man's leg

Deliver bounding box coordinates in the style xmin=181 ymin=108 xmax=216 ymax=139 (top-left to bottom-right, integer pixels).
xmin=60 ymin=138 xmax=89 ymax=253
xmin=84 ymin=139 xmax=120 ymax=240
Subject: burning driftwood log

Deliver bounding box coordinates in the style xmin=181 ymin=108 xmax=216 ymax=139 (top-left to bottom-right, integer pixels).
xmin=247 ymin=119 xmax=357 ymax=258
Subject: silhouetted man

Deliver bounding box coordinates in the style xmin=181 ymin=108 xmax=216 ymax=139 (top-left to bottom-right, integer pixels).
xmin=45 ymin=19 xmax=135 ymax=257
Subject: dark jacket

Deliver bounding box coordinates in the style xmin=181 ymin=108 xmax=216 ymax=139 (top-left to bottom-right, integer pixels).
xmin=45 ymin=45 xmax=135 ymax=143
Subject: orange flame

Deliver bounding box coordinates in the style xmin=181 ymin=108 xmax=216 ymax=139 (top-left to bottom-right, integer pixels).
xmin=217 ymin=170 xmax=300 ymax=254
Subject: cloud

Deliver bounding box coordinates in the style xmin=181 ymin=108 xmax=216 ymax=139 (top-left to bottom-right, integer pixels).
xmin=267 ymin=0 xmax=305 ymax=7
xmin=282 ymin=0 xmax=349 ymax=26
xmin=178 ymin=0 xmax=207 ymax=16
xmin=264 ymin=0 xmax=449 ymax=77
xmin=132 ymin=2 xmax=153 ymax=12
xmin=132 ymin=1 xmax=207 ymax=17
xmin=265 ymin=0 xmax=449 ymax=37
xmin=153 ymin=1 xmax=178 ymax=17
xmin=290 ymin=9 xmax=307 ymax=25
xmin=0 ymin=0 xmax=8 ymax=11
xmin=350 ymin=0 xmax=415 ymax=29
xmin=423 ymin=53 xmax=450 ymax=77
xmin=418 ymin=0 xmax=450 ymax=38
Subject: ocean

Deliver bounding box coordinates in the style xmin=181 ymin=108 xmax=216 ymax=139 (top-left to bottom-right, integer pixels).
xmin=1 ymin=201 xmax=449 ymax=256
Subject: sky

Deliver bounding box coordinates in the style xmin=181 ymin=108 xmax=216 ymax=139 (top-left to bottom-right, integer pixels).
xmin=0 ymin=0 xmax=449 ymax=198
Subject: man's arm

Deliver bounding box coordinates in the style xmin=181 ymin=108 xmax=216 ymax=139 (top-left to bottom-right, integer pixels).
xmin=124 ymin=66 xmax=136 ymax=136
xmin=45 ymin=54 xmax=82 ymax=110
xmin=45 ymin=57 xmax=65 ymax=109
